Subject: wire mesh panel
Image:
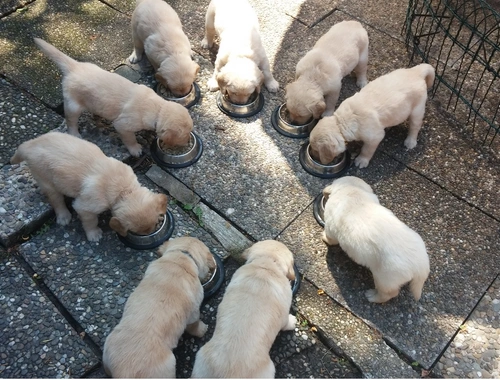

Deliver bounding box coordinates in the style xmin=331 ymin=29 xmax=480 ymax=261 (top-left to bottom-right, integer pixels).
xmin=404 ymin=0 xmax=500 ymax=146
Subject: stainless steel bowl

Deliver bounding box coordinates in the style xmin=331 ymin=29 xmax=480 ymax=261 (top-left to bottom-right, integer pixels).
xmin=156 ymin=82 xmax=200 ymax=108
xmin=271 ymin=103 xmax=318 ymax=138
xmin=150 ymin=131 xmax=203 ymax=169
xmin=299 ymin=142 xmax=351 ymax=179
xmin=216 ymin=91 xmax=265 ymax=118
xmin=118 ymin=209 xmax=175 ymax=250
xmin=203 ymin=252 xmax=225 ymax=299
xmin=313 ymin=194 xmax=326 ymax=227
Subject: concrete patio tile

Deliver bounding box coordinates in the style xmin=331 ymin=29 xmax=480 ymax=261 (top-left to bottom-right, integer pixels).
xmin=0 ymin=0 xmax=33 ymax=18
xmin=0 ymin=0 xmax=132 ymax=107
xmin=17 ymin=174 xmax=228 ymax=349
xmin=277 ymin=153 xmax=500 ymax=368
xmin=0 ymin=255 xmax=99 ymax=377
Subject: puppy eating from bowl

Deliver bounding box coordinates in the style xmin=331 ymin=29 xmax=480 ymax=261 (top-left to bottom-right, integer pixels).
xmin=321 ymin=176 xmax=430 ymax=303
xmin=201 ymin=0 xmax=279 ymax=105
xmin=33 ymin=38 xmax=193 ymax=157
xmin=285 ymin=20 xmax=369 ymax=124
xmin=309 ymin=63 xmax=435 ymax=168
xmin=191 ymin=240 xmax=297 ymax=378
xmin=129 ymin=0 xmax=200 ymax=97
xmin=10 ymin=132 xmax=168 ymax=242
xmin=103 ymin=237 xmax=215 ymax=378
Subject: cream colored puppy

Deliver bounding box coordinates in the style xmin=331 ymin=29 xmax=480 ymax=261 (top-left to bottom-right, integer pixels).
xmin=202 ymin=0 xmax=279 ymax=104
xmin=322 ymin=176 xmax=430 ymax=303
xmin=34 ymin=38 xmax=193 ymax=157
xmin=10 ymin=132 xmax=168 ymax=242
xmin=103 ymin=237 xmax=215 ymax=378
xmin=309 ymin=63 xmax=435 ymax=168
xmin=286 ymin=20 xmax=369 ymax=124
xmin=191 ymin=240 xmax=296 ymax=378
xmin=129 ymin=0 xmax=199 ymax=97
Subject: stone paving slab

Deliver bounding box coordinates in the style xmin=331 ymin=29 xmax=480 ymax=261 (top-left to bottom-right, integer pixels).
xmin=295 ymin=278 xmax=419 ymax=378
xmin=437 ymin=275 xmax=500 ymax=378
xmin=0 ymin=0 xmax=132 ymax=107
xmin=277 ymin=152 xmax=500 ymax=368
xmin=0 ymin=254 xmax=99 ymax=377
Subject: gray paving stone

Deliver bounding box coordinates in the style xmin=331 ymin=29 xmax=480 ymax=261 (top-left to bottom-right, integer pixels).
xmin=0 ymin=255 xmax=99 ymax=377
xmin=277 ymin=153 xmax=500 ymax=368
xmin=0 ymin=0 xmax=132 ymax=107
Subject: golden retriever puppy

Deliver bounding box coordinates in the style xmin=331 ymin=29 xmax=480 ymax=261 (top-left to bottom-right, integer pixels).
xmin=103 ymin=237 xmax=215 ymax=378
xmin=34 ymin=38 xmax=193 ymax=157
xmin=285 ymin=20 xmax=369 ymax=124
xmin=322 ymin=176 xmax=430 ymax=303
xmin=202 ymin=0 xmax=279 ymax=104
xmin=129 ymin=0 xmax=200 ymax=97
xmin=191 ymin=240 xmax=296 ymax=378
xmin=10 ymin=132 xmax=168 ymax=242
xmin=309 ymin=63 xmax=435 ymax=168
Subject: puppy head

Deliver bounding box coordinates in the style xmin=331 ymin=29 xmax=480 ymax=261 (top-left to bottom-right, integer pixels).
xmin=285 ymin=81 xmax=325 ymax=124
xmin=156 ymin=56 xmax=200 ymax=97
xmin=309 ymin=117 xmax=346 ymax=164
xmin=329 ymin=176 xmax=375 ymax=195
xmin=110 ymin=189 xmax=168 ymax=236
xmin=242 ymin=240 xmax=295 ymax=281
xmin=157 ymin=236 xmax=215 ymax=280
xmin=156 ymin=103 xmax=193 ymax=148
xmin=217 ymin=58 xmax=263 ymax=104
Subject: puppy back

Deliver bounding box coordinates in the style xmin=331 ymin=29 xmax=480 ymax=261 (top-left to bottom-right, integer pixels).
xmin=34 ymin=38 xmax=77 ymax=75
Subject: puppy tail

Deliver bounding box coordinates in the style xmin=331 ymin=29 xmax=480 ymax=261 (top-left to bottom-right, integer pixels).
xmin=10 ymin=147 xmax=24 ymax=165
xmin=34 ymin=38 xmax=77 ymax=75
xmin=419 ymin=63 xmax=435 ymax=90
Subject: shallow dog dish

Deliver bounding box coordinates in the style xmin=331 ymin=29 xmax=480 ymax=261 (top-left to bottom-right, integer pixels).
xmin=291 ymin=263 xmax=301 ymax=296
xmin=216 ymin=91 xmax=265 ymax=118
xmin=203 ymin=252 xmax=225 ymax=299
xmin=156 ymin=82 xmax=201 ymax=108
xmin=271 ymin=103 xmax=318 ymax=138
xmin=299 ymin=142 xmax=351 ymax=179
xmin=118 ymin=209 xmax=175 ymax=250
xmin=150 ymin=131 xmax=203 ymax=169
xmin=313 ymin=194 xmax=326 ymax=227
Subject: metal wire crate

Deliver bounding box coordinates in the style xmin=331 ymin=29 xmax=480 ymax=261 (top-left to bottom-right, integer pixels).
xmin=404 ymin=0 xmax=500 ymax=146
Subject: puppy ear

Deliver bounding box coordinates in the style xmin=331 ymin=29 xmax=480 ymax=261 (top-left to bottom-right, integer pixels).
xmin=109 ymin=217 xmax=128 ymax=237
xmin=156 ymin=240 xmax=169 ymax=257
xmin=323 ymin=184 xmax=334 ymax=196
xmin=286 ymin=264 xmax=296 ymax=281
xmin=156 ymin=193 xmax=168 ymax=213
xmin=311 ymin=100 xmax=326 ymax=119
xmin=318 ymin=141 xmax=336 ymax=165
xmin=241 ymin=247 xmax=252 ymax=261
xmin=155 ymin=72 xmax=166 ymax=86
xmin=161 ymin=128 xmax=181 ymax=146
xmin=194 ymin=62 xmax=200 ymax=76
xmin=216 ymin=71 xmax=229 ymax=94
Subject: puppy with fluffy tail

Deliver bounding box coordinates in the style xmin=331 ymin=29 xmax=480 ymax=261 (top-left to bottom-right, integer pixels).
xmin=129 ymin=0 xmax=199 ymax=97
xmin=322 ymin=176 xmax=430 ymax=303
xmin=34 ymin=38 xmax=193 ymax=157
xmin=10 ymin=132 xmax=167 ymax=242
xmin=309 ymin=63 xmax=435 ymax=168
xmin=285 ymin=20 xmax=369 ymax=124
xmin=191 ymin=240 xmax=297 ymax=378
xmin=103 ymin=237 xmax=215 ymax=378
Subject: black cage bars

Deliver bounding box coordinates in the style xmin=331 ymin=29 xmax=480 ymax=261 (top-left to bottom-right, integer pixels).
xmin=404 ymin=0 xmax=500 ymax=146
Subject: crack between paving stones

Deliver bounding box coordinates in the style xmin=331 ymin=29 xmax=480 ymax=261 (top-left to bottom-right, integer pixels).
xmin=0 ymin=0 xmax=36 ymax=18
xmin=10 ymin=248 xmax=104 ymax=361
xmin=379 ymin=150 xmax=500 ymax=223
xmin=95 ymin=0 xmax=130 ymax=17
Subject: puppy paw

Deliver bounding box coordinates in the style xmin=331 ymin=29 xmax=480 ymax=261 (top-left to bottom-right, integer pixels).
xmin=354 ymin=156 xmax=370 ymax=168
xmin=265 ymin=79 xmax=279 ymax=93
xmin=404 ymin=137 xmax=417 ymax=150
xmin=284 ymin=314 xmax=297 ymax=330
xmin=322 ymin=231 xmax=338 ymax=245
xmin=128 ymin=51 xmax=141 ymax=64
xmin=207 ymin=77 xmax=219 ymax=91
xmin=67 ymin=128 xmax=81 ymax=138
xmin=127 ymin=144 xmax=143 ymax=157
xmin=86 ymin=228 xmax=103 ymax=242
xmin=321 ymin=109 xmax=335 ymax=118
xmin=56 ymin=210 xmax=72 ymax=226
xmin=201 ymin=38 xmax=212 ymax=49
xmin=356 ymin=78 xmax=368 ymax=88
xmin=365 ymin=289 xmax=380 ymax=303
xmin=188 ymin=321 xmax=208 ymax=338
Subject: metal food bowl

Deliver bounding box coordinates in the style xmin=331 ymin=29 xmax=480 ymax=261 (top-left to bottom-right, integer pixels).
xmin=150 ymin=131 xmax=203 ymax=169
xmin=156 ymin=82 xmax=201 ymax=108
xmin=216 ymin=91 xmax=265 ymax=118
xmin=203 ymin=252 xmax=225 ymax=299
xmin=291 ymin=263 xmax=301 ymax=296
xmin=313 ymin=194 xmax=326 ymax=227
xmin=299 ymin=142 xmax=351 ymax=179
xmin=118 ymin=209 xmax=175 ymax=250
xmin=271 ymin=103 xmax=318 ymax=138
